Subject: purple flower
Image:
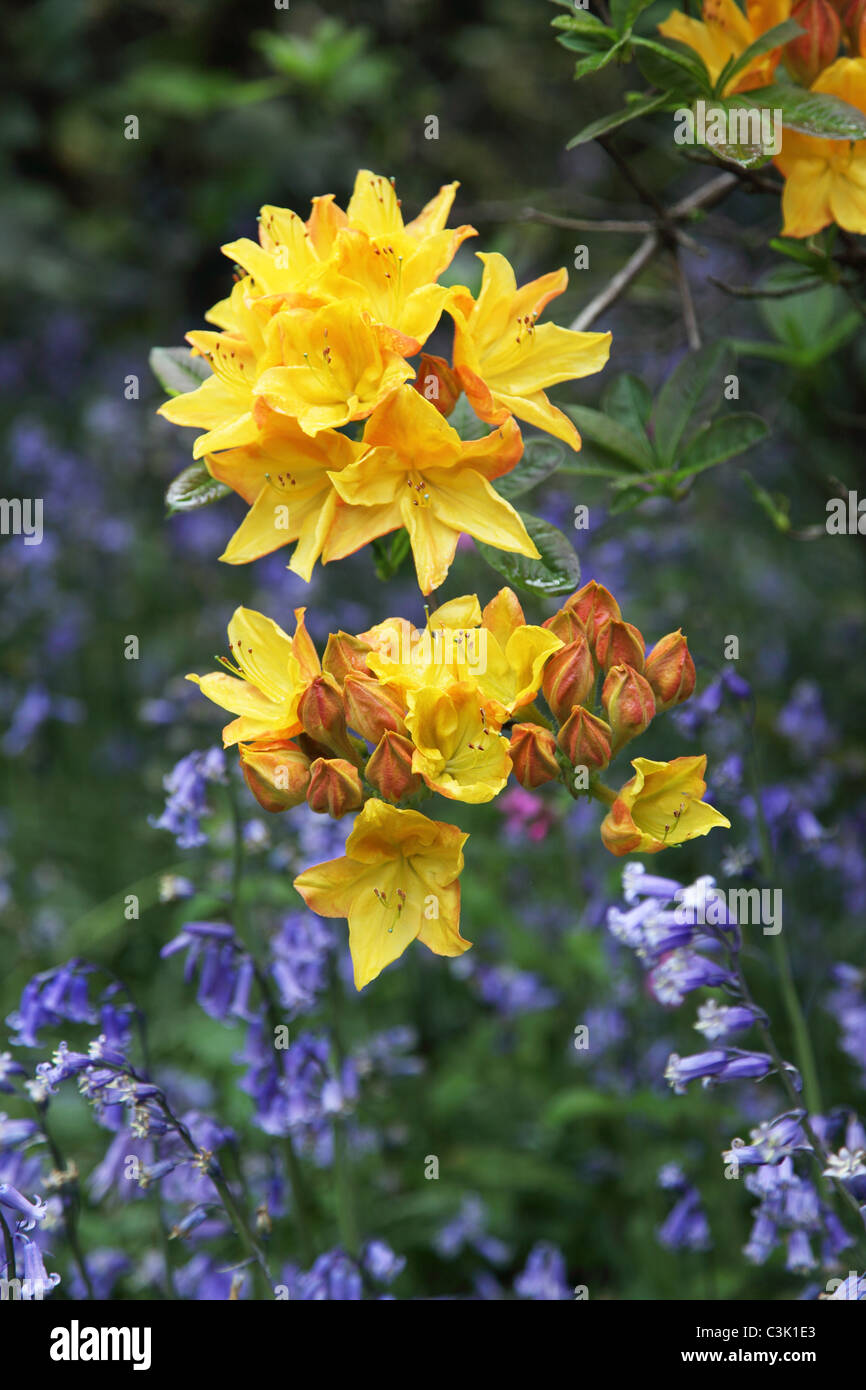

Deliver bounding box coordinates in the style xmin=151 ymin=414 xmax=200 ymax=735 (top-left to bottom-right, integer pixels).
xmin=151 ymin=747 xmax=226 ymax=849
xmin=514 ymin=1242 xmax=571 ymax=1300
xmin=363 ymin=1239 xmax=405 ymax=1285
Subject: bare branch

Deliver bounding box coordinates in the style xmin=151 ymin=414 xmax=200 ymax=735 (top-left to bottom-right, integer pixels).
xmin=570 ymin=232 xmax=661 ymax=330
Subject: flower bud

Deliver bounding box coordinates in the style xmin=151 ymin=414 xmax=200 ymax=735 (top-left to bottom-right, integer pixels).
xmin=841 ymin=0 xmax=866 ymax=48
xmin=365 ymin=731 xmax=424 ymax=802
xmin=297 ymin=673 xmax=359 ymax=763
xmin=564 ymin=581 xmax=621 ymax=639
xmin=594 ymin=617 xmax=646 ymax=674
xmin=645 ymin=629 xmax=696 ymax=711
xmin=305 ymin=757 xmax=363 ymax=819
xmin=542 ymin=606 xmax=586 ymax=645
xmin=412 ymin=353 xmax=461 ymax=416
xmin=785 ymin=0 xmax=841 ymax=84
xmin=321 ymin=630 xmax=372 ymax=685
xmin=556 ymin=706 xmax=612 ymax=771
xmin=342 ymin=672 xmax=407 ymax=743
xmin=541 ymin=636 xmax=595 ymax=720
xmin=239 ymin=740 xmax=310 ymax=812
xmin=602 ymin=663 xmax=656 ymax=752
xmin=509 ymin=723 xmax=561 ymax=788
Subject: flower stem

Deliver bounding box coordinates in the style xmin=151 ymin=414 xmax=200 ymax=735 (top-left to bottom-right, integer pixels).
xmin=0 ymin=1209 xmax=16 ymax=1283
xmin=34 ymin=1104 xmax=95 ymax=1299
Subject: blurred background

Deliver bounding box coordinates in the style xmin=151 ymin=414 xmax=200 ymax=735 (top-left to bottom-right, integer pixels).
xmin=2 ymin=0 xmax=866 ymax=1299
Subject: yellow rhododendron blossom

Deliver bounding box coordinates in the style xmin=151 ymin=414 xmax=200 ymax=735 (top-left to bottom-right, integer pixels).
xmin=363 ymin=587 xmax=562 ymax=721
xmin=255 ymin=301 xmax=415 ymax=435
xmin=658 ymin=0 xmax=790 ymax=95
xmin=776 ymin=59 xmax=866 ymax=237
xmin=293 ymin=798 xmax=471 ymax=990
xmin=207 ymin=410 xmax=364 ymax=578
xmin=600 ymin=755 xmax=731 ymax=856
xmin=187 ymin=606 xmax=319 ymax=746
xmin=405 ymin=682 xmax=512 ymax=803
xmin=449 ymin=251 xmax=611 ymax=450
xmin=324 ymin=385 xmax=535 ymax=595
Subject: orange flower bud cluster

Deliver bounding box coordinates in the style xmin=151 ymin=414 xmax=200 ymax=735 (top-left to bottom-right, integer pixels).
xmin=534 ymin=581 xmax=697 ymax=775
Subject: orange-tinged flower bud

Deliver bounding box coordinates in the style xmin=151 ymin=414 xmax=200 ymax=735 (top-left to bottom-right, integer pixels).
xmin=556 ymin=706 xmax=612 ymax=771
xmin=542 ymin=606 xmax=586 ymax=645
xmin=365 ymin=731 xmax=424 ymax=802
xmin=541 ymin=636 xmax=595 ymax=720
xmin=785 ymin=0 xmax=841 ymax=83
xmin=322 ymin=630 xmax=372 ymax=685
xmin=298 ymin=673 xmax=358 ymax=762
xmin=306 ymin=757 xmax=363 ymax=819
xmin=240 ymin=740 xmax=310 ymax=812
xmin=594 ymin=617 xmax=646 ymax=674
xmin=564 ymin=581 xmax=621 ymax=638
xmin=343 ymin=672 xmax=407 ymax=743
xmin=602 ymin=663 xmax=656 ymax=752
xmin=841 ymin=0 xmax=866 ymax=47
xmin=412 ymin=353 xmax=461 ymax=417
xmin=645 ymin=629 xmax=696 ymax=711
xmin=509 ymin=723 xmax=561 ymax=788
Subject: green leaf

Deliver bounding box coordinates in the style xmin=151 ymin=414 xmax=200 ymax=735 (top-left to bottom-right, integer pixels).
xmin=602 ymin=371 xmax=653 ymax=440
xmin=722 ymin=20 xmax=803 ymax=90
xmin=475 ymin=513 xmax=580 ymax=596
xmin=449 ymin=394 xmax=489 ymax=441
xmin=740 ymin=82 xmax=866 ymax=139
xmin=632 ymin=36 xmax=713 ymax=97
xmin=494 ymin=437 xmax=566 ymax=499
xmin=150 ymin=346 xmax=211 ymax=397
xmin=740 ymin=469 xmax=791 ymax=532
xmin=166 ymin=462 xmax=231 ymax=513
xmin=674 ymin=412 xmax=768 ymax=479
xmin=567 ymin=90 xmax=667 ymax=147
xmin=574 ymin=43 xmax=625 ymax=79
xmin=683 ymin=98 xmax=776 ymax=168
xmin=567 ymin=404 xmax=654 ymax=469
xmin=610 ymin=0 xmax=655 ymax=35
xmin=651 ymin=341 xmax=731 ymax=466
xmin=608 ymin=484 xmax=650 ymax=513
xmin=551 ymin=12 xmax=616 ymax=39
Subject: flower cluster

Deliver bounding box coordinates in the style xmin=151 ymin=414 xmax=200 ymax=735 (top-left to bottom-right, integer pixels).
xmin=156 ymin=170 xmax=611 ymax=593
xmin=186 ymin=580 xmax=729 ymax=988
xmin=661 ymin=0 xmax=866 ymax=237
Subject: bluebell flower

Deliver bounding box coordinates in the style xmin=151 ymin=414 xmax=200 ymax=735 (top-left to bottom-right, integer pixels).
xmin=150 ymin=747 xmax=226 ymax=849
xmin=434 ymin=1195 xmax=510 ymax=1265
xmin=363 ymin=1239 xmax=406 ymax=1284
xmin=280 ymin=1248 xmax=363 ymax=1300
xmin=67 ymin=1248 xmax=130 ymax=1300
xmin=514 ymin=1242 xmax=571 ymax=1300
xmin=269 ymin=912 xmax=333 ymax=1017
xmin=657 ymin=1183 xmax=712 ymax=1253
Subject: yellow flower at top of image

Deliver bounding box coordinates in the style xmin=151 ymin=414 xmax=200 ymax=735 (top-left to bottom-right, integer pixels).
xmin=449 ymin=252 xmax=611 ymax=450
xmin=658 ymin=0 xmax=791 ymax=94
xmin=363 ymin=587 xmax=563 ymax=722
xmin=600 ymin=755 xmax=732 ymax=856
xmin=321 ymin=384 xmax=536 ymax=594
xmin=186 ymin=605 xmax=319 ymax=746
xmin=293 ymin=798 xmax=471 ymax=990
xmin=775 ymin=58 xmax=866 ymax=236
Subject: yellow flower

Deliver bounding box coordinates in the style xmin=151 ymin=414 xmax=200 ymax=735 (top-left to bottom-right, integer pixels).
xmin=187 ymin=606 xmax=319 ymax=746
xmin=600 ymin=755 xmax=731 ymax=856
xmin=323 ymin=384 xmax=536 ymax=595
xmin=204 ymin=411 xmax=364 ymax=579
xmin=405 ymin=681 xmax=512 ymax=803
xmin=776 ymin=59 xmax=866 ymax=237
xmin=364 ymin=589 xmax=563 ymax=723
xmin=255 ymin=301 xmax=415 ymax=436
xmin=293 ymin=798 xmax=471 ymax=989
xmin=658 ymin=0 xmax=790 ymax=95
xmin=449 ymin=252 xmax=611 ymax=450
xmin=157 ymin=329 xmax=262 ymax=460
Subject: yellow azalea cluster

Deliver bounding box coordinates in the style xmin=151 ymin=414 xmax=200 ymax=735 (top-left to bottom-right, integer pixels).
xmin=157 ymin=170 xmax=611 ymax=594
xmin=186 ymin=581 xmax=730 ymax=988
xmin=659 ymin=2 xmax=866 ymax=236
